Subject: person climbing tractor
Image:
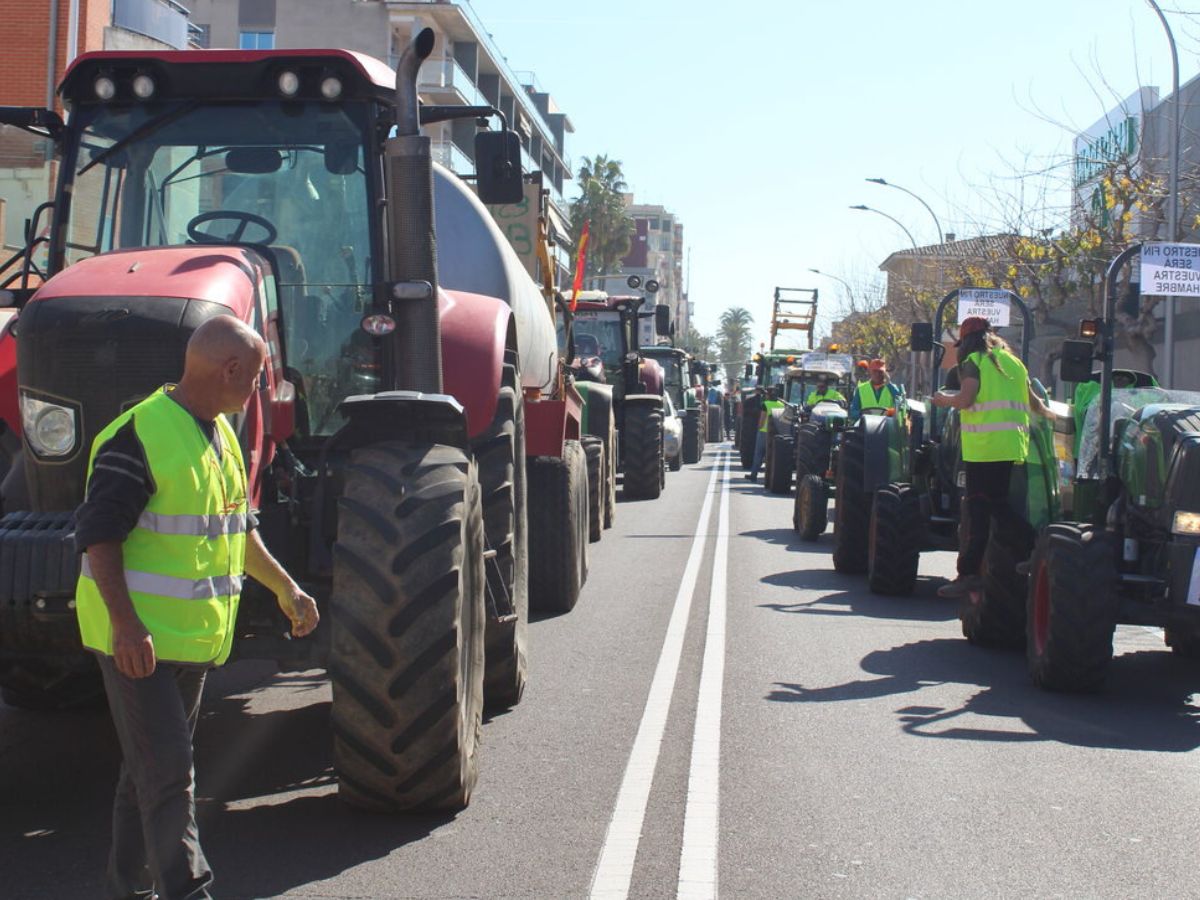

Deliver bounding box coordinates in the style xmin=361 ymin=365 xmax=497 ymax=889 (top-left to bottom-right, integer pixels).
xmin=929 ymin=316 xmax=1053 ymax=598
xmin=747 ymin=384 xmax=784 ymax=482
xmin=805 ymin=375 xmax=845 ymax=407
xmin=850 ymin=359 xmax=902 ymax=420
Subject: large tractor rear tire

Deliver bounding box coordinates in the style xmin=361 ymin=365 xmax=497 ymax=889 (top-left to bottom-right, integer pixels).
xmin=331 ymin=443 xmax=484 ymax=812
xmin=766 ymin=434 xmax=794 ymax=495
xmin=471 ymin=364 xmax=528 ymax=710
xmin=529 ymin=440 xmax=589 ymax=614
xmin=682 ymin=408 xmax=703 ymax=464
xmin=867 ymin=482 xmax=922 ymax=595
xmin=583 ymin=389 xmax=617 ymax=530
xmin=1026 ymin=523 xmax=1117 ymax=692
xmin=961 ymin=532 xmax=1029 ymax=649
xmin=794 ymin=473 xmax=829 ymax=541
xmin=582 ymin=436 xmax=605 ymax=543
xmin=795 ymin=422 xmax=832 ymax=479
xmin=707 ymin=404 xmax=723 ymax=442
xmin=832 ymin=427 xmax=870 ymax=574
xmin=623 ymin=402 xmax=664 ymax=500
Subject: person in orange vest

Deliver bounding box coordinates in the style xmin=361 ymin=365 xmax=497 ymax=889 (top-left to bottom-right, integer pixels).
xmin=930 ymin=316 xmax=1053 ymax=598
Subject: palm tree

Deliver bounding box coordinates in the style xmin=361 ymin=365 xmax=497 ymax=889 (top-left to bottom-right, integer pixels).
xmin=569 ymin=154 xmax=634 ymax=283
xmin=718 ymin=307 xmax=754 ymax=383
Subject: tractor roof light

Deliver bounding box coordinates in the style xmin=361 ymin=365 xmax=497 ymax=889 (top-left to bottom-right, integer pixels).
xmin=320 ymin=75 xmax=343 ymax=100
xmin=131 ymin=74 xmax=156 ymax=100
xmin=1079 ymin=319 xmax=1101 ymax=339
xmin=93 ymin=75 xmax=117 ymax=101
xmin=277 ymin=70 xmax=301 ymax=97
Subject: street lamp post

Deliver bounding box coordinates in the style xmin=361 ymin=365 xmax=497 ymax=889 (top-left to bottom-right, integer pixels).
xmin=849 ymin=204 xmax=920 ymax=250
xmin=807 ymin=267 xmax=856 ymax=309
xmin=1147 ymin=0 xmax=1181 ymax=388
xmin=865 ymin=177 xmax=944 ymax=245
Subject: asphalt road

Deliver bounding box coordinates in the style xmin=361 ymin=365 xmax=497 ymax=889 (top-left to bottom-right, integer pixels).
xmin=4 ymin=442 xmax=1200 ymax=899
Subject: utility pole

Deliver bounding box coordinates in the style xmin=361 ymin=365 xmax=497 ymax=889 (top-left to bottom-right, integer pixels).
xmin=1147 ymin=0 xmax=1180 ymax=387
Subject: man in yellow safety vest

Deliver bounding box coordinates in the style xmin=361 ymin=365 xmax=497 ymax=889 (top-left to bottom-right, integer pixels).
xmin=930 ymin=316 xmax=1053 ymax=598
xmin=747 ymin=385 xmax=784 ymax=482
xmin=850 ymin=358 xmax=902 ymax=420
xmin=75 ymin=316 xmax=319 ymax=900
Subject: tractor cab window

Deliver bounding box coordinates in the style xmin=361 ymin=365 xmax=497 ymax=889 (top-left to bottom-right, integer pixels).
xmin=63 ymin=100 xmax=375 ymax=436
xmin=571 ymin=311 xmax=624 ymax=368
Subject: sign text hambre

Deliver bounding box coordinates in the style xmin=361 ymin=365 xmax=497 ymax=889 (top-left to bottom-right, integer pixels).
xmin=957 ymin=289 xmax=1012 ymax=327
xmin=1140 ymin=243 xmax=1200 ymax=297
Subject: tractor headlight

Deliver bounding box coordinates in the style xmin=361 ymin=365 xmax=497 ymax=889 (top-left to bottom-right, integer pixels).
xmin=21 ymin=395 xmax=77 ymax=457
xmin=1172 ymin=511 xmax=1200 ymax=536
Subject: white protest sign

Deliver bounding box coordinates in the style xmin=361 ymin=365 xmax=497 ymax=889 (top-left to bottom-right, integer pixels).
xmin=1140 ymin=243 xmax=1200 ymax=297
xmin=957 ymin=289 xmax=1012 ymax=326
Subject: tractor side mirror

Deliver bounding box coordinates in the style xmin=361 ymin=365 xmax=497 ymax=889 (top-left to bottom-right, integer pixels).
xmin=744 ymin=363 xmax=753 ymax=380
xmin=0 ymin=106 xmax=64 ymax=140
xmin=910 ymin=322 xmax=934 ymax=352
xmin=655 ymin=304 xmax=671 ymax=336
xmin=1060 ymin=340 xmax=1094 ymax=383
xmin=475 ymin=130 xmax=524 ymax=205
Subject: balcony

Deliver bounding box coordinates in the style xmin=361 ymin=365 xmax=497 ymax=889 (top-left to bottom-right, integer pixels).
xmin=112 ymin=0 xmax=189 ymax=50
xmin=431 ymin=140 xmax=474 ymax=176
xmin=417 ymin=57 xmax=484 ymax=108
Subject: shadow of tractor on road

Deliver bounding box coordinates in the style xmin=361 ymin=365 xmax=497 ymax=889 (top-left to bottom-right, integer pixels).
xmin=766 ymin=636 xmax=1200 ymax=753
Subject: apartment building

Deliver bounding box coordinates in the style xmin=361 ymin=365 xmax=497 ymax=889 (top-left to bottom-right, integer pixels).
xmin=0 ymin=0 xmax=194 ymax=250
xmin=601 ymin=200 xmax=688 ymax=338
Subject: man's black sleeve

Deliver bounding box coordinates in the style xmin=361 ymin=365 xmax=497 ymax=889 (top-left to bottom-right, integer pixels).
xmin=73 ymin=422 xmax=259 ymax=551
xmin=73 ymin=421 xmax=153 ymax=551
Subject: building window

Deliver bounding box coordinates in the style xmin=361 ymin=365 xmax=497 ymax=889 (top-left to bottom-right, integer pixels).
xmin=239 ymin=31 xmax=275 ymax=50
xmin=190 ymin=24 xmax=211 ymax=49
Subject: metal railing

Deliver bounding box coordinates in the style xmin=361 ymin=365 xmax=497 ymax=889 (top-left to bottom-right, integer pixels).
xmin=112 ymin=0 xmax=189 ymax=50
xmin=417 ymin=56 xmax=485 ymax=107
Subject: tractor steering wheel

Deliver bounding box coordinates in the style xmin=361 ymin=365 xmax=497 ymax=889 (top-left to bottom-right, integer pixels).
xmin=187 ymin=210 xmax=279 ymax=246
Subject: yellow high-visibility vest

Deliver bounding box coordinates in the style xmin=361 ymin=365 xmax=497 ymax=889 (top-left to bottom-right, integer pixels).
xmin=960 ymin=349 xmax=1030 ymax=463
xmin=76 ymin=387 xmax=248 ymax=666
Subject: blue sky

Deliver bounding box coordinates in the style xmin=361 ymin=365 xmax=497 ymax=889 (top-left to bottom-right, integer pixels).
xmin=470 ymin=0 xmax=1200 ymax=347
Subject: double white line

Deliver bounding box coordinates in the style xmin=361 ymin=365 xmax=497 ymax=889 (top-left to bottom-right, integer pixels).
xmin=590 ymin=448 xmax=732 ymax=900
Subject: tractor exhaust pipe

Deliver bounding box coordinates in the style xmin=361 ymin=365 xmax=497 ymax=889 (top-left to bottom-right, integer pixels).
xmin=385 ymin=27 xmax=442 ymax=394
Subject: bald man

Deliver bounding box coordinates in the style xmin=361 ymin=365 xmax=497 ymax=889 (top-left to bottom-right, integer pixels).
xmin=75 ymin=315 xmax=317 ymax=900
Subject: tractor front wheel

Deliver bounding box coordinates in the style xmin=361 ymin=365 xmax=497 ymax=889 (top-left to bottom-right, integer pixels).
xmin=832 ymin=427 xmax=869 ymax=574
xmin=1025 ymin=523 xmax=1117 ymax=692
xmin=867 ymin=482 xmax=921 ymax=595
xmin=794 ymin=474 xmax=828 ymax=541
xmin=331 ymin=443 xmax=484 ymax=812
xmin=582 ymin=436 xmax=605 ymax=543
xmin=623 ymin=403 xmax=664 ymax=500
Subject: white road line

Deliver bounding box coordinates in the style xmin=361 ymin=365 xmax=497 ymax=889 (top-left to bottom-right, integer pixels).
xmin=589 ymin=449 xmax=724 ymax=900
xmin=676 ymin=448 xmax=731 ymax=900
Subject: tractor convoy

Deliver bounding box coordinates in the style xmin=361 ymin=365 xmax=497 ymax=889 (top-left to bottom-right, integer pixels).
xmin=0 ymin=31 xmax=711 ymax=815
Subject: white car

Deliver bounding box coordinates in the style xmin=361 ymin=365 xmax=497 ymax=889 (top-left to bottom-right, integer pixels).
xmin=663 ymin=393 xmax=684 ymax=471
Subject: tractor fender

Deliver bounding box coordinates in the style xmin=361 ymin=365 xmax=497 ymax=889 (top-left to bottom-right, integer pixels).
xmin=337 ymin=392 xmax=469 ymax=452
xmin=623 ymin=393 xmax=663 ymax=409
xmin=576 ymin=382 xmax=615 ymax=438
xmin=0 ymin=311 xmax=17 ymax=437
xmin=439 ymin=288 xmax=513 ymax=440
xmin=639 ymin=358 xmax=664 ymax=396
xmin=861 ymin=414 xmax=892 ymax=493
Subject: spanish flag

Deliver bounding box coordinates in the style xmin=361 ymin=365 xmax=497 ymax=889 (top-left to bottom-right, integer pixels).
xmin=570 ymin=220 xmax=590 ymax=311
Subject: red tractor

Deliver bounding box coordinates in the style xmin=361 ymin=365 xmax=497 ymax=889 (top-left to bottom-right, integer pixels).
xmin=567 ymin=289 xmax=669 ymax=499
xmin=0 ymin=31 xmax=591 ymax=812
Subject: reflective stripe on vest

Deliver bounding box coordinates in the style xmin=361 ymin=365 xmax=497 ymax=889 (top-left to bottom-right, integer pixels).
xmin=80 ymin=555 xmax=244 ymax=601
xmin=75 ymin=387 xmax=248 ymax=666
xmin=137 ymin=510 xmax=248 ymax=538
xmin=960 ymin=349 xmax=1030 ymax=462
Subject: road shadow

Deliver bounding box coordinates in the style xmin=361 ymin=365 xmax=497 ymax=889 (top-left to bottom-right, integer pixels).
xmin=766 ymin=637 xmax=1200 ymax=753
xmin=739 ymin=527 xmax=824 ymax=553
xmin=758 ymin=567 xmax=956 ymax=623
xmin=0 ymin=668 xmax=451 ymax=898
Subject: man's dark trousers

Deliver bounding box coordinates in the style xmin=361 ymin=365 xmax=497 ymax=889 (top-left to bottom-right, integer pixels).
xmin=97 ymin=654 xmax=213 ymax=900
xmin=959 ymin=460 xmax=1035 ymax=577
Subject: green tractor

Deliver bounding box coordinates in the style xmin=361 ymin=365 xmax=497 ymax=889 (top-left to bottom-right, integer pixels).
xmin=859 ymin=291 xmax=1060 ymax=652
xmin=737 ymin=349 xmax=805 ymax=468
xmin=1024 ymin=242 xmax=1200 ymax=691
xmin=643 ymin=345 xmax=705 ymax=466
xmin=760 ymin=352 xmax=853 ymax=496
